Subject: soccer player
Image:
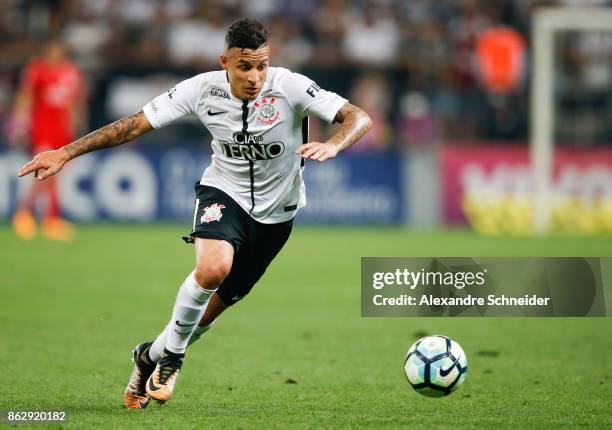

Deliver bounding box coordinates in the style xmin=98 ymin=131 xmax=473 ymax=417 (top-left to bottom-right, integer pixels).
xmin=17 ymin=18 xmax=372 ymax=408
xmin=11 ymin=39 xmax=85 ymax=241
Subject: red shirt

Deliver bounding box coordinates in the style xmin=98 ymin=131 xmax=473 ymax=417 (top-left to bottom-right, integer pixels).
xmin=22 ymin=58 xmax=83 ymax=148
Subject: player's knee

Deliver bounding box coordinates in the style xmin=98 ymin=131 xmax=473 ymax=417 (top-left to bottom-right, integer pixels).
xmin=194 ymin=257 xmax=232 ymax=289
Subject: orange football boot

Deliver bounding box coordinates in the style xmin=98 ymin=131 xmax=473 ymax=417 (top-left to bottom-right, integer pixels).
xmin=146 ymin=349 xmax=184 ymax=403
xmin=124 ymin=341 xmax=155 ymax=409
xmin=12 ymin=209 xmax=37 ymax=240
xmin=42 ymin=217 xmax=75 ymax=241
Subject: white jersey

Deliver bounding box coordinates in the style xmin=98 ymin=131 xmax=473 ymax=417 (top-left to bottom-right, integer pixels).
xmin=143 ymin=67 xmax=347 ymax=223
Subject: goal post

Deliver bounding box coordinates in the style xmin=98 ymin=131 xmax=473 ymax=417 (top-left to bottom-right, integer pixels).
xmin=530 ymin=7 xmax=612 ymax=234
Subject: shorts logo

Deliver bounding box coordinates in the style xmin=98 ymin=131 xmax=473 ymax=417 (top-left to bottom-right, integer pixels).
xmin=255 ymin=97 xmax=280 ymax=125
xmin=201 ymin=203 xmax=225 ymax=223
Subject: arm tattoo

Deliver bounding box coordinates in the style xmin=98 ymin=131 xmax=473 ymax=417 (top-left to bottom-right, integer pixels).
xmin=64 ymin=111 xmax=147 ymax=159
xmin=329 ymin=104 xmax=372 ymax=152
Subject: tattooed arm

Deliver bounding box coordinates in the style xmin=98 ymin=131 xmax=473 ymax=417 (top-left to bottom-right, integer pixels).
xmin=18 ymin=111 xmax=153 ymax=180
xmin=297 ymin=103 xmax=372 ymax=162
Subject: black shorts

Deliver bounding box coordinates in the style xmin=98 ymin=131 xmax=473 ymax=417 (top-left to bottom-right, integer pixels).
xmin=183 ymin=184 xmax=293 ymax=307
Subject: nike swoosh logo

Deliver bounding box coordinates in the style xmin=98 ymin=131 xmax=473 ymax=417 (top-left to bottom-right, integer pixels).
xmin=148 ymin=378 xmax=160 ymax=392
xmin=140 ymin=350 xmax=150 ymax=365
xmin=175 ymin=320 xmax=195 ymax=327
xmin=440 ymin=354 xmax=461 ymax=377
xmin=208 ymin=109 xmax=226 ymax=116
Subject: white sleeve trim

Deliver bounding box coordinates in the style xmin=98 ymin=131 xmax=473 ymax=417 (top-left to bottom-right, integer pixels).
xmin=143 ymin=101 xmax=162 ymax=129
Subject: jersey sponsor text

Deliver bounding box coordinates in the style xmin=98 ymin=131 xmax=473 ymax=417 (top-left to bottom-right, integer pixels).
xmin=220 ymin=141 xmax=284 ymax=160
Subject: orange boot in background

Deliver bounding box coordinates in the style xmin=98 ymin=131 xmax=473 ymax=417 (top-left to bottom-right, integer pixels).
xmin=42 ymin=217 xmax=75 ymax=242
xmin=12 ymin=209 xmax=37 ymax=240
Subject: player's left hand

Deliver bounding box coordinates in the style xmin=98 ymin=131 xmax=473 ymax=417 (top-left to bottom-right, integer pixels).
xmin=296 ymin=141 xmax=339 ymax=162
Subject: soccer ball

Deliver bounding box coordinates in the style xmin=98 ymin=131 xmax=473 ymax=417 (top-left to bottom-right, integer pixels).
xmin=404 ymin=335 xmax=468 ymax=397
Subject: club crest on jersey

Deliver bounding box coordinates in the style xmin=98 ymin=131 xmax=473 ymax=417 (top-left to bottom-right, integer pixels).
xmin=201 ymin=203 xmax=225 ymax=223
xmin=255 ymin=97 xmax=280 ymax=125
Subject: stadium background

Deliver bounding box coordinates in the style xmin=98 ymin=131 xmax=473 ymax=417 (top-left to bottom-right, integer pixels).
xmin=1 ymin=1 xmax=611 ymax=429
xmin=1 ymin=0 xmax=611 ymax=230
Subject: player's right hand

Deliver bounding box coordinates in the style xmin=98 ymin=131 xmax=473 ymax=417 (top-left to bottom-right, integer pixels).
xmin=17 ymin=148 xmax=70 ymax=180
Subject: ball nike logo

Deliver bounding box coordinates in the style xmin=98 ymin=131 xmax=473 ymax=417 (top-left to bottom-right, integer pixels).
xmin=440 ymin=354 xmax=461 ymax=377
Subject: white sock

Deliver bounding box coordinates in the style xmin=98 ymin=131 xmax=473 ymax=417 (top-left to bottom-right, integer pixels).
xmin=187 ymin=321 xmax=215 ymax=346
xmin=149 ymin=324 xmax=170 ymax=362
xmin=149 ymin=271 xmax=215 ymax=356
xmin=149 ymin=321 xmax=215 ymax=362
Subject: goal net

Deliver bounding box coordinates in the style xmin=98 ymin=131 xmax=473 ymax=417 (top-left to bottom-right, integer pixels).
xmin=531 ymin=7 xmax=612 ymax=234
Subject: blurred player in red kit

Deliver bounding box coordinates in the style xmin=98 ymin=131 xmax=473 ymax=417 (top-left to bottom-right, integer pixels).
xmin=10 ymin=39 xmax=85 ymax=241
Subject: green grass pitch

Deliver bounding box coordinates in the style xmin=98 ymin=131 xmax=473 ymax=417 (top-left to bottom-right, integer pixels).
xmin=1 ymin=225 xmax=611 ymax=429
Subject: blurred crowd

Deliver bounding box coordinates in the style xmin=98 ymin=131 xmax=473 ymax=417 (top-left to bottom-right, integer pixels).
xmin=1 ymin=0 xmax=612 ymax=149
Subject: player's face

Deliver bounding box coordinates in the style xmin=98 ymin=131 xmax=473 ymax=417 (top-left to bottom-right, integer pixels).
xmin=221 ymin=45 xmax=270 ymax=100
xmin=44 ymin=41 xmax=67 ymax=63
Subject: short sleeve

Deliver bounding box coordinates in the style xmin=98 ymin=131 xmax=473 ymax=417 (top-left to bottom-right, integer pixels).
xmin=143 ymin=76 xmax=203 ymax=129
xmin=282 ymin=72 xmax=347 ymax=123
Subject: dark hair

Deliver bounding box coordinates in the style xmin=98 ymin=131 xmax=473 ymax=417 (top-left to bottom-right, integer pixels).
xmin=225 ymin=18 xmax=269 ymax=50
